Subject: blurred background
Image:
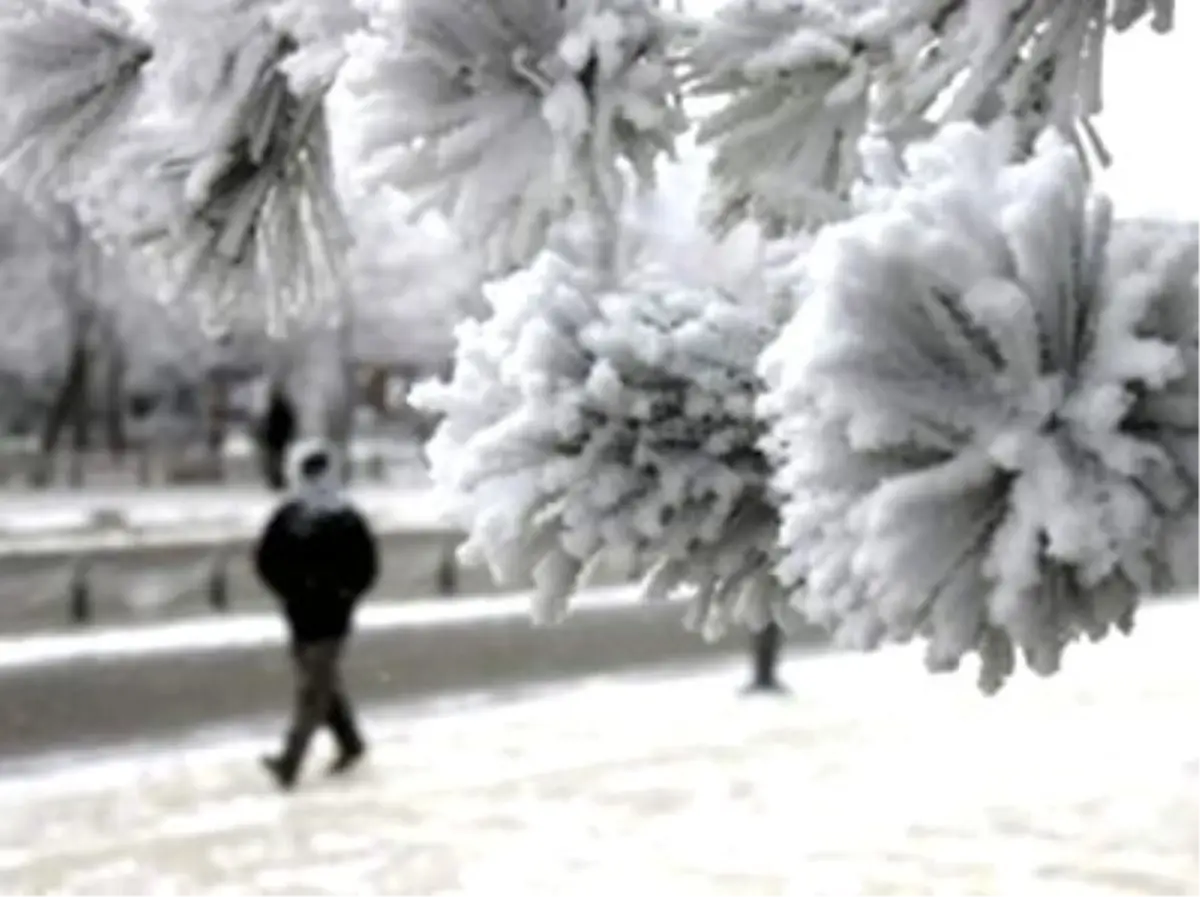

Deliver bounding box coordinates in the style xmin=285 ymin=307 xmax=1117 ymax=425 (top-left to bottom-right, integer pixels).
xmin=0 ymin=182 xmax=482 ymax=492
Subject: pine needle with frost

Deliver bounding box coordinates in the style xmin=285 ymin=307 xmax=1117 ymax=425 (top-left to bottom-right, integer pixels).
xmin=342 ymin=0 xmax=686 ymax=276
xmin=876 ymin=0 xmax=1178 ymax=165
xmin=683 ymin=0 xmax=877 ymax=236
xmin=74 ymin=0 xmax=348 ymax=335
xmin=0 ymin=0 xmax=152 ymax=199
xmin=268 ymin=0 xmax=364 ymax=96
xmin=413 ymin=181 xmax=808 ymax=635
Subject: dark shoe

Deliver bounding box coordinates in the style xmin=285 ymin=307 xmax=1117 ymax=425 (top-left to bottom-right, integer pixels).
xmin=327 ymin=744 xmax=366 ymax=776
xmin=260 ymin=754 xmax=299 ymax=790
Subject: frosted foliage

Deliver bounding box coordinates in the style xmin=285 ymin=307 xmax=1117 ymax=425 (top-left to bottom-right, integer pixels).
xmin=268 ymin=0 xmax=364 ymax=95
xmin=687 ymin=0 xmax=1179 ymax=232
xmin=0 ymin=0 xmax=151 ymax=199
xmin=894 ymin=1 xmax=1177 ymax=157
xmin=343 ymin=0 xmax=685 ymax=276
xmin=684 ymin=0 xmax=871 ymax=236
xmin=74 ymin=1 xmax=348 ymax=336
xmin=412 ymin=213 xmax=796 ymax=637
xmin=1105 ymin=216 xmax=1199 ymax=591
xmin=759 ymin=122 xmax=1198 ymax=694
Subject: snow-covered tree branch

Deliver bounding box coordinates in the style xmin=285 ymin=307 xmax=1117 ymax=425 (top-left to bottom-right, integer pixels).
xmin=759 ymin=122 xmax=1196 ymax=693
xmin=342 ymin=0 xmax=687 ymax=276
xmin=412 ymin=192 xmax=808 ymax=634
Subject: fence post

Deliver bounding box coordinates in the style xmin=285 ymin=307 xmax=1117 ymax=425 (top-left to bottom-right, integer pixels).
xmin=68 ymin=560 xmax=91 ymax=625
xmin=437 ymin=536 xmax=458 ymax=596
xmin=208 ymin=552 xmax=229 ymax=612
xmin=136 ymin=444 xmax=152 ymax=485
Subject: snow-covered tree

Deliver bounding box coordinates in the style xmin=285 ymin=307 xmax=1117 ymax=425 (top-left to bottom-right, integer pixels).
xmin=0 ymin=0 xmax=1194 ymax=692
xmin=0 ymin=190 xmax=72 ymax=393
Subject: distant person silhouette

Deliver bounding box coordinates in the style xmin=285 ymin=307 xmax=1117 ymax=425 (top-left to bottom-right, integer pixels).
xmin=254 ymin=439 xmax=379 ymax=790
xmin=743 ymin=622 xmax=787 ymax=694
xmin=259 ymin=385 xmax=297 ymax=491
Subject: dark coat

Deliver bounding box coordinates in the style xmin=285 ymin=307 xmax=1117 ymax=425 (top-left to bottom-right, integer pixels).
xmin=259 ymin=392 xmax=298 ymax=491
xmin=261 ymin=391 xmax=297 ymax=454
xmin=254 ymin=501 xmax=379 ymax=643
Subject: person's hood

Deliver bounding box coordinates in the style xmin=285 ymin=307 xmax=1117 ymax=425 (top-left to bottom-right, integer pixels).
xmin=287 ymin=437 xmax=348 ymax=513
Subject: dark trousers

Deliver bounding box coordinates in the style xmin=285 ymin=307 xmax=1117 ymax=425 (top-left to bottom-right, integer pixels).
xmin=276 ymin=638 xmax=364 ymax=773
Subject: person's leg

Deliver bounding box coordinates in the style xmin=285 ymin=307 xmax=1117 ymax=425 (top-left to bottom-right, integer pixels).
xmin=325 ymin=692 xmax=366 ymax=774
xmin=262 ymin=640 xmax=337 ymax=788
xmin=322 ymin=641 xmax=367 ymax=774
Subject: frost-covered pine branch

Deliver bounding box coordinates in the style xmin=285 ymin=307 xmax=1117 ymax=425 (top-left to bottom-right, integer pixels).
xmin=412 ymin=177 xmax=809 ymax=634
xmin=686 ymin=0 xmax=1179 ymax=235
xmin=342 ymin=0 xmax=687 ymax=276
xmin=73 ymin=0 xmax=349 ymax=336
xmin=683 ymin=0 xmax=873 ymax=236
xmin=759 ymin=120 xmax=1197 ymax=694
xmin=878 ymin=0 xmax=1177 ymax=164
xmin=267 ymin=0 xmax=364 ymax=96
xmin=0 ymin=0 xmax=152 ymax=199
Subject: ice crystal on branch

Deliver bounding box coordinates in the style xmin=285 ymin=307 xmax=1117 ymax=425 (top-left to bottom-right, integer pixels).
xmin=413 ymin=188 xmax=806 ymax=634
xmin=760 ymin=121 xmax=1198 ymax=694
xmin=683 ymin=0 xmax=872 ymax=236
xmin=343 ymin=0 xmax=686 ymax=276
xmin=876 ymin=0 xmax=1179 ymax=164
xmin=267 ymin=0 xmax=364 ymax=96
xmin=687 ymin=0 xmax=1180 ymax=235
xmin=74 ymin=0 xmax=347 ymax=335
xmin=0 ymin=0 xmax=151 ymax=199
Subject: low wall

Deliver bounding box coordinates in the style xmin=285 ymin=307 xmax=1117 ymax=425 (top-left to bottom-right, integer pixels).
xmin=0 ymin=526 xmax=636 ymax=635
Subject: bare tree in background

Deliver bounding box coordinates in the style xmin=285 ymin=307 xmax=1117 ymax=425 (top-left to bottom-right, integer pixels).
xmin=0 ymin=186 xmax=229 ymax=486
xmin=31 ymin=203 xmax=97 ymax=487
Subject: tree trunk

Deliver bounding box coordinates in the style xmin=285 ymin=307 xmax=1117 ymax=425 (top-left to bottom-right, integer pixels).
xmin=34 ymin=203 xmax=94 ymax=488
xmin=204 ymin=372 xmax=229 ymax=479
xmin=68 ymin=338 xmax=90 ymax=488
xmin=33 ymin=331 xmax=87 ymax=487
xmin=102 ymin=316 xmax=127 ymax=461
xmin=331 ymin=354 xmax=356 ymax=484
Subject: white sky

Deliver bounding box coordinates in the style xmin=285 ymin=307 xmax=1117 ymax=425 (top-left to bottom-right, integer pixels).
xmin=1091 ymin=3 xmax=1199 ymax=220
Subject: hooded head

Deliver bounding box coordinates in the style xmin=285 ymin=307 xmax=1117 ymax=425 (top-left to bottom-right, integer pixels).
xmin=287 ymin=437 xmax=346 ymax=513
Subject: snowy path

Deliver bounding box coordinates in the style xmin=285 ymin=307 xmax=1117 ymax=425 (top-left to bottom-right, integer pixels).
xmin=0 ymin=599 xmax=1195 ymax=895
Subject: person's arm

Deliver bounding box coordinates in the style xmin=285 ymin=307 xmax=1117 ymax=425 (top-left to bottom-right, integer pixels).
xmin=339 ymin=510 xmax=380 ymax=602
xmin=254 ymin=505 xmax=299 ymax=602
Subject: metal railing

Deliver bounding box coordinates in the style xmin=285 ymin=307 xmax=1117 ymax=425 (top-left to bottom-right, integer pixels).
xmin=0 ymin=524 xmax=469 ymax=634
xmin=0 ymin=524 xmax=634 ymax=634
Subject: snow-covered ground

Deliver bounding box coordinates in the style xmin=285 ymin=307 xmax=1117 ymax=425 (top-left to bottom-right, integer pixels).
xmin=0 ymin=598 xmax=1194 ymax=896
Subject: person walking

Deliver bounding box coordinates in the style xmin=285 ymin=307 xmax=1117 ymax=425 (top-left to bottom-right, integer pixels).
xmin=254 ymin=438 xmax=379 ymax=790
xmin=259 ymin=384 xmax=297 ymax=491
xmin=742 ymin=621 xmax=787 ymax=694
